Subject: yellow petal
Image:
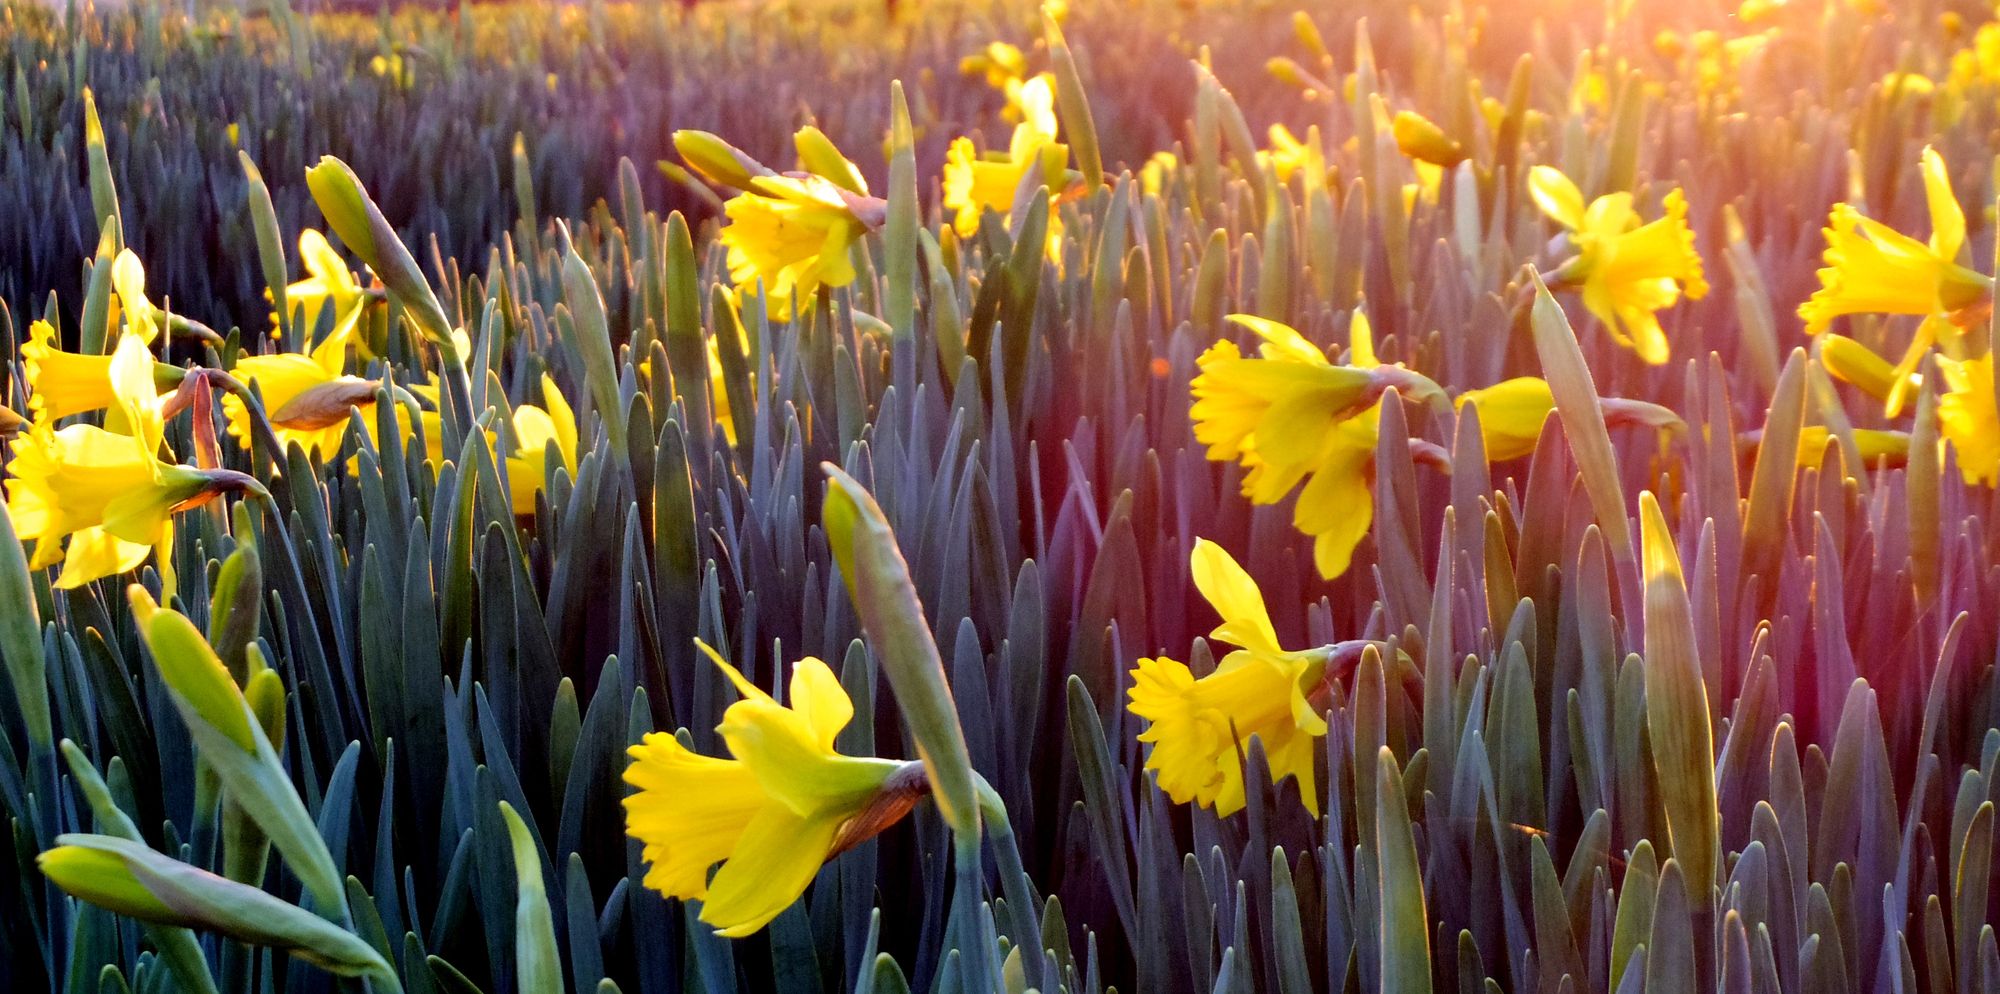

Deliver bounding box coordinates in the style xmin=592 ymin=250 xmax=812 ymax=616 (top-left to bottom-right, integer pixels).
xmin=785 ymin=657 xmax=853 ymax=752
xmin=1528 ymin=166 xmax=1586 ymax=231
xmin=1457 ymin=377 xmax=1556 ymax=461
xmin=1188 ymin=539 xmax=1281 ymax=656
xmin=1921 ymin=146 xmax=1966 ymax=262
xmin=622 ymin=732 xmax=764 ymax=901
xmin=697 ymin=805 xmax=839 ymax=937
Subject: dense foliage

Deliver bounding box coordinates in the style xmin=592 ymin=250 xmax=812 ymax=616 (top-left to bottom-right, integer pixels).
xmin=4 ymin=1 xmax=2000 ymax=993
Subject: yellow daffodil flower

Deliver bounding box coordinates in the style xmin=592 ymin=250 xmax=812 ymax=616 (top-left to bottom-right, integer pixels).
xmin=1457 ymin=377 xmax=1555 ymax=461
xmin=1140 ymin=151 xmax=1179 ymax=198
xmin=942 ymin=80 xmax=1068 ymax=253
xmin=959 ymin=41 xmax=1028 ymax=90
xmin=623 ymin=644 xmax=906 ymax=937
xmin=1799 ymin=148 xmax=1989 ymax=334
xmin=942 ymin=133 xmax=1069 ymax=240
xmin=1259 ymin=124 xmax=1313 ymax=185
xmin=504 ymin=375 xmax=578 ymax=516
xmin=721 ymin=173 xmax=875 ymax=321
xmin=5 ymin=335 xmax=253 ymax=588
xmin=1939 ymin=353 xmax=1999 ymax=485
xmin=1127 ymin=539 xmax=1333 ymax=816
xmin=1795 ymin=426 xmax=1912 ymax=470
xmin=110 ymin=250 xmax=161 ymax=346
xmin=19 ymin=319 xmax=182 ymax=422
xmin=1455 ymin=377 xmax=1682 ymax=462
xmin=1191 ymin=312 xmax=1441 ymax=579
xmin=1389 ymin=110 xmax=1465 ymax=167
xmin=221 ymin=307 xmax=376 ymax=459
xmin=1529 ymin=166 xmax=1708 ymax=365
xmin=709 ymin=335 xmax=749 ymax=447
xmin=279 ymin=229 xmax=369 ymax=340
xmin=1001 ymin=72 xmax=1058 ymax=133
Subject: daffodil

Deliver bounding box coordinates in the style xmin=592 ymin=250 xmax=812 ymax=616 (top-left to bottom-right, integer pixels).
xmin=19 ymin=319 xmax=183 ymax=422
xmin=942 ymin=81 xmax=1068 ymax=250
xmin=110 ymin=250 xmax=161 ymax=346
xmin=623 ymin=644 xmax=908 ymax=937
xmin=1001 ymin=72 xmax=1058 ymax=132
xmin=721 ymin=173 xmax=877 ymax=321
xmin=277 ymin=229 xmax=370 ymax=340
xmin=1140 ymin=151 xmax=1179 ymax=198
xmin=959 ymin=41 xmax=1027 ymax=90
xmin=1456 ymin=376 xmax=1682 ymax=462
xmin=220 ymin=307 xmax=376 ymax=459
xmin=1389 ymin=110 xmax=1465 ymax=167
xmin=709 ymin=336 xmax=748 ymax=447
xmin=1939 ymin=353 xmax=1999 ymax=486
xmin=1127 ymin=539 xmax=1334 ymax=816
xmin=1259 ymin=124 xmax=1313 ymax=185
xmin=1798 ymin=148 xmax=1988 ymax=332
xmin=1457 ymin=377 xmax=1555 ymax=461
xmin=1530 ymin=166 xmax=1708 ymax=365
xmin=5 ymin=334 xmax=255 ymax=589
xmin=504 ymin=375 xmax=578 ymax=516
xmin=1191 ymin=312 xmax=1442 ymax=579
xmin=1794 ymin=426 xmax=1912 ymax=470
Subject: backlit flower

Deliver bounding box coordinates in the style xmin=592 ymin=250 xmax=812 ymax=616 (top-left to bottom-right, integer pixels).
xmin=1798 ymin=148 xmax=1991 ymax=338
xmin=5 ymin=334 xmax=253 ymax=588
xmin=1128 ymin=539 xmax=1333 ymax=816
xmin=1191 ymin=312 xmax=1441 ymax=579
xmin=278 ymin=229 xmax=369 ymax=340
xmin=624 ymin=644 xmax=906 ymax=937
xmin=1530 ymin=166 xmax=1708 ymax=365
xmin=721 ymin=174 xmax=876 ymax=321
xmin=20 ymin=319 xmax=180 ymax=422
xmin=942 ymin=84 xmax=1067 ymax=248
xmin=221 ymin=307 xmax=375 ymax=459
xmin=1939 ymin=353 xmax=1999 ymax=486
xmin=504 ymin=375 xmax=578 ymax=516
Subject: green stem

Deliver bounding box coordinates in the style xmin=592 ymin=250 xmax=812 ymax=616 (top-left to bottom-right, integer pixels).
xmin=975 ymin=775 xmax=1045 ymax=991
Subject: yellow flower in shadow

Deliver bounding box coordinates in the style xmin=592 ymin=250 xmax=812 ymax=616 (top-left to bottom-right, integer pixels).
xmin=623 ymin=643 xmax=905 ymax=937
xmin=504 ymin=375 xmax=578 ymax=516
xmin=1128 ymin=539 xmax=1331 ymax=816
xmin=1530 ymin=166 xmax=1708 ymax=365
xmin=221 ymin=306 xmax=374 ymax=459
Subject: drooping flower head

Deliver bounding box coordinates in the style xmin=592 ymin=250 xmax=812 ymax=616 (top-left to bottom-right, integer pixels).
xmin=1128 ymin=539 xmax=1333 ymax=816
xmin=1529 ymin=166 xmax=1708 ymax=365
xmin=1455 ymin=376 xmax=1683 ymax=462
xmin=624 ymin=644 xmax=908 ymax=937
